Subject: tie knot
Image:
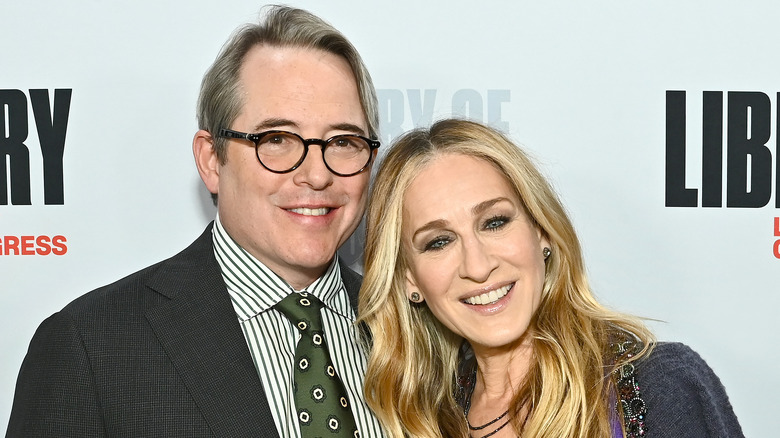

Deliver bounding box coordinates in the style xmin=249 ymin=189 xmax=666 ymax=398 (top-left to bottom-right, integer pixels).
xmin=274 ymin=292 xmax=324 ymax=333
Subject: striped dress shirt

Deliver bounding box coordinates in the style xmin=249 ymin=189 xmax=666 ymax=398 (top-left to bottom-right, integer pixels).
xmin=212 ymin=217 xmax=384 ymax=437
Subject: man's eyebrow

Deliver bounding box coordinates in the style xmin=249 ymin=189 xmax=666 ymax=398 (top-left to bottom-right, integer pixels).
xmin=249 ymin=120 xmax=367 ymax=137
xmin=251 ymin=118 xmax=299 ymax=132
xmin=329 ymin=123 xmax=367 ymax=136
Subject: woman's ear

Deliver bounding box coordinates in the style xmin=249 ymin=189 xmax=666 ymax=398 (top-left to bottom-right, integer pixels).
xmin=537 ymin=227 xmax=550 ymax=252
xmin=405 ymin=269 xmax=424 ymax=302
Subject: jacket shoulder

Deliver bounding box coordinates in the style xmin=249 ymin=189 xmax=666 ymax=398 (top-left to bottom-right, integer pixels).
xmin=61 ymin=224 xmax=216 ymax=318
xmin=637 ymin=342 xmax=745 ymax=438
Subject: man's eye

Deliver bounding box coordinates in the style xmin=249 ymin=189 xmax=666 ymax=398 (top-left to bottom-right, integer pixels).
xmin=330 ymin=137 xmax=363 ymax=150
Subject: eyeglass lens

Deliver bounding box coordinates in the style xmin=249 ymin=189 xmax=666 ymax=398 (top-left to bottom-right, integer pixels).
xmin=256 ymin=131 xmax=372 ymax=175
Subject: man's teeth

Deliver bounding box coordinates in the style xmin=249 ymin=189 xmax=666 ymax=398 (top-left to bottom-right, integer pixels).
xmin=464 ymin=285 xmax=511 ymax=305
xmin=289 ymin=207 xmax=330 ymax=216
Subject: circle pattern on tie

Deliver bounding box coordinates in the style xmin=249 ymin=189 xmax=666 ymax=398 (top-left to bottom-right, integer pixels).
xmin=311 ymin=385 xmax=325 ymax=402
xmin=274 ymin=292 xmax=359 ymax=437
xmin=327 ymin=415 xmax=341 ymax=432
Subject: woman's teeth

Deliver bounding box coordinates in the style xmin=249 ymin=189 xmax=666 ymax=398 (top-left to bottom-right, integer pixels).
xmin=463 ymin=284 xmax=511 ymax=305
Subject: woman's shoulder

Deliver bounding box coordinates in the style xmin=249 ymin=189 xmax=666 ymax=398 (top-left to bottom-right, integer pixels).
xmin=638 ymin=342 xmax=710 ymax=377
xmin=635 ymin=342 xmax=745 ymax=438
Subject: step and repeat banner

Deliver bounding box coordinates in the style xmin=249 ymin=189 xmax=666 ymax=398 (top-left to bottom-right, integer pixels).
xmin=2 ymin=1 xmax=777 ymax=435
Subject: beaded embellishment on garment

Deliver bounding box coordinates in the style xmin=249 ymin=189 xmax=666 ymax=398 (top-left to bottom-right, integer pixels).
xmin=612 ymin=340 xmax=648 ymax=437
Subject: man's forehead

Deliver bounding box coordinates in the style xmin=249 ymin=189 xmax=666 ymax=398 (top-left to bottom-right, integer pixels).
xmin=235 ymin=45 xmax=367 ymax=134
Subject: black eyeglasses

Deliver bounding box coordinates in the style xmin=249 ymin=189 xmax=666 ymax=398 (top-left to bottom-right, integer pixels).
xmin=218 ymin=128 xmax=380 ymax=177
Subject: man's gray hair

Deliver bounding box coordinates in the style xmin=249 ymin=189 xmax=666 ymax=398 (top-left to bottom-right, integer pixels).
xmin=196 ymin=5 xmax=379 ymax=165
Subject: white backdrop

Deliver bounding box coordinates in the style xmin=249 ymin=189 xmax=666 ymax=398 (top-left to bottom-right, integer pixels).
xmin=2 ymin=1 xmax=777 ymax=436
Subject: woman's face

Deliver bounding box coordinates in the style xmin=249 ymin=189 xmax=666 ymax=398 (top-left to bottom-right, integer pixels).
xmin=402 ymin=153 xmax=549 ymax=351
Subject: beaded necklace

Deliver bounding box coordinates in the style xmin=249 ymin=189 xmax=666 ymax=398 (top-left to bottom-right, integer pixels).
xmin=465 ymin=408 xmax=510 ymax=438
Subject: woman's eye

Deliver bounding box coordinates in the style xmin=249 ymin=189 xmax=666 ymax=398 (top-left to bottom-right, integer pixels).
xmin=484 ymin=215 xmax=509 ymax=230
xmin=424 ymin=236 xmax=451 ymax=251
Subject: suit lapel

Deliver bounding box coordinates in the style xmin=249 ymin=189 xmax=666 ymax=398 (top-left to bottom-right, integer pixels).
xmin=339 ymin=259 xmax=362 ymax=316
xmin=339 ymin=259 xmax=372 ymax=346
xmin=144 ymin=225 xmax=280 ymax=438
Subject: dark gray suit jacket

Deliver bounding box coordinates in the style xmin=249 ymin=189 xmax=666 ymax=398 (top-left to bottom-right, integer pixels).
xmin=6 ymin=224 xmax=363 ymax=437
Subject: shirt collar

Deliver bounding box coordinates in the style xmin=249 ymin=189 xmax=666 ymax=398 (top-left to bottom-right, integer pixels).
xmin=212 ymin=215 xmax=353 ymax=322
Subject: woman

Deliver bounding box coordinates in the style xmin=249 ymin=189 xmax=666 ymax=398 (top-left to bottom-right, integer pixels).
xmin=358 ymin=119 xmax=743 ymax=437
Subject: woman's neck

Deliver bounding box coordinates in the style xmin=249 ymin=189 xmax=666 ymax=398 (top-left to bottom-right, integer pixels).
xmin=472 ymin=336 xmax=533 ymax=400
xmin=466 ymin=337 xmax=534 ymax=437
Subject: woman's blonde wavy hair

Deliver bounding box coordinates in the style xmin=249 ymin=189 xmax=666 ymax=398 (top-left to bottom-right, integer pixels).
xmin=358 ymin=119 xmax=654 ymax=437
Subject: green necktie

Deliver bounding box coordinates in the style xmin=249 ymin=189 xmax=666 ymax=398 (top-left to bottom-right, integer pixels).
xmin=274 ymin=292 xmax=360 ymax=437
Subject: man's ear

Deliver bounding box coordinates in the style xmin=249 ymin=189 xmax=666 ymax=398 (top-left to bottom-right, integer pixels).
xmin=193 ymin=130 xmax=219 ymax=195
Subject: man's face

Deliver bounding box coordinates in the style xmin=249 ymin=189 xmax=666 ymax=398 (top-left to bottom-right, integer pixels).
xmin=206 ymin=45 xmax=371 ymax=289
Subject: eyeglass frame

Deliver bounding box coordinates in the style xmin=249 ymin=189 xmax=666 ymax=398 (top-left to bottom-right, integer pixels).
xmin=218 ymin=128 xmax=381 ymax=177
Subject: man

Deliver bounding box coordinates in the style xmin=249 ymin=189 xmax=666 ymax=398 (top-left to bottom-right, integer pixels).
xmin=7 ymin=6 xmax=384 ymax=437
